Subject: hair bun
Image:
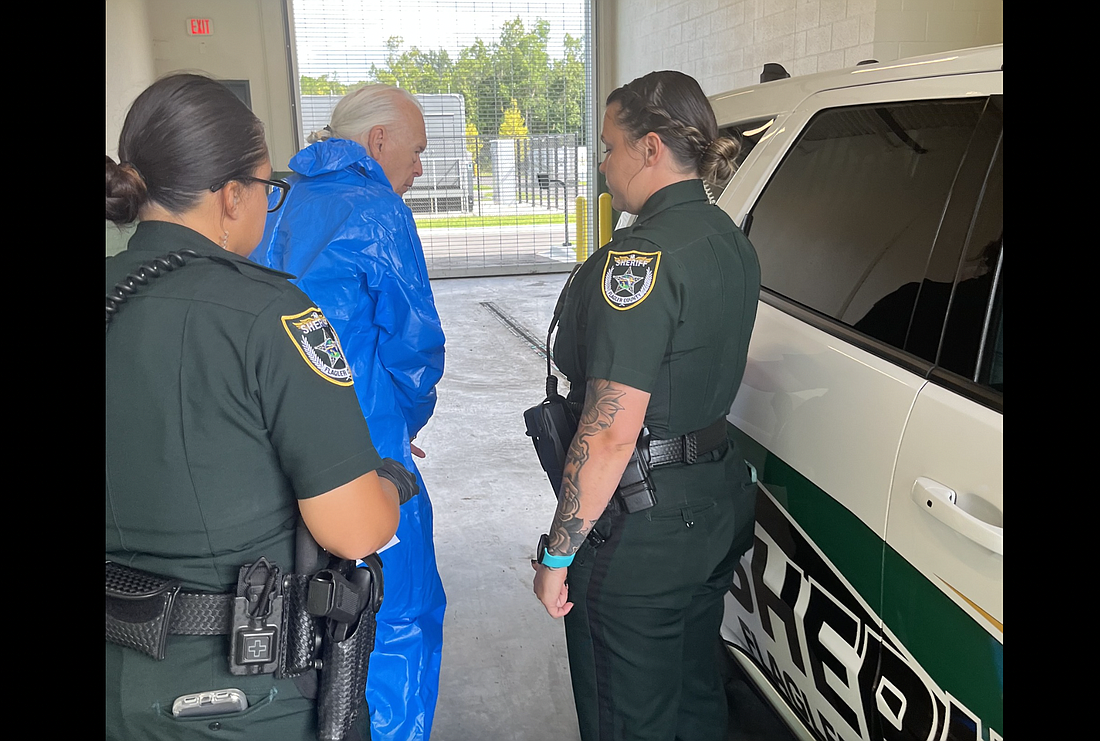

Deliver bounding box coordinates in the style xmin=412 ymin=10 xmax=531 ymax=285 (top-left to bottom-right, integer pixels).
xmin=306 ymin=126 xmax=334 ymax=144
xmin=700 ymin=136 xmax=742 ymax=189
xmin=105 ymin=156 xmax=148 ymax=225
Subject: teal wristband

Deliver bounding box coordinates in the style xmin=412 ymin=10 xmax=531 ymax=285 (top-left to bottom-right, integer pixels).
xmin=537 ymin=533 xmax=575 ymax=569
xmin=539 ymin=551 xmax=575 ymax=568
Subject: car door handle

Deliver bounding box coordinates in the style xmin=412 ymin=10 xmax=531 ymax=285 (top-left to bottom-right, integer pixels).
xmin=911 ymin=477 xmax=1003 ymax=556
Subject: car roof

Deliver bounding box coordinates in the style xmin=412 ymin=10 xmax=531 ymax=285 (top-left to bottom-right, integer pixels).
xmin=709 ymin=44 xmax=1003 ymax=125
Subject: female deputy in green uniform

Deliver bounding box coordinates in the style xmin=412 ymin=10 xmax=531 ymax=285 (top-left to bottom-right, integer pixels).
xmin=106 ymin=74 xmax=403 ymax=739
xmin=532 ymin=70 xmax=761 ymax=741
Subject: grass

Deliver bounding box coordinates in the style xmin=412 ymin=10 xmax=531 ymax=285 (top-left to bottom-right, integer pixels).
xmin=413 ymin=213 xmax=578 ymax=229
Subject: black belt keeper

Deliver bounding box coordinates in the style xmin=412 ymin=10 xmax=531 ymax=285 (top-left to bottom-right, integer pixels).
xmin=169 ymin=593 xmax=235 ymax=635
xmin=647 ymin=418 xmax=728 ymax=468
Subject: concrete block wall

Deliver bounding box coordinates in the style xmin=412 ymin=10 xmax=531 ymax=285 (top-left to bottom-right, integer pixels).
xmin=607 ymin=0 xmax=1002 ymax=97
xmin=872 ymin=0 xmax=1003 ymax=63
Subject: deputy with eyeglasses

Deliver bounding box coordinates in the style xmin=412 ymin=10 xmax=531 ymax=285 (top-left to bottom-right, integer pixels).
xmin=106 ymin=73 xmax=404 ymax=739
xmin=252 ymin=83 xmax=447 ymax=741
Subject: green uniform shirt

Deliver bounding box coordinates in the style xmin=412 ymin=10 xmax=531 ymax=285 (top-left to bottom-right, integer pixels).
xmin=105 ymin=221 xmax=383 ymax=593
xmin=554 ymin=179 xmax=760 ymax=439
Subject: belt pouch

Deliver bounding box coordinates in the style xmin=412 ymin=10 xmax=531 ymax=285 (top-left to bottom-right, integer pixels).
xmin=317 ymin=608 xmax=378 ymax=741
xmin=279 ymin=573 xmax=320 ymax=680
xmin=524 ymin=393 xmax=580 ymax=497
xmin=615 ymin=446 xmax=657 ymax=513
xmin=105 ymin=561 xmax=181 ymax=661
xmin=229 ymin=559 xmax=283 ymax=676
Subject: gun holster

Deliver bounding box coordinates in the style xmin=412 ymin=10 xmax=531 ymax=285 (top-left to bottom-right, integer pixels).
xmin=310 ymin=555 xmax=384 ymax=741
xmin=616 ymin=436 xmax=657 ymax=513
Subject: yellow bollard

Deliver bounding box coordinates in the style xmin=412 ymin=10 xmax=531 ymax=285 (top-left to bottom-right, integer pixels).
xmin=574 ymin=197 xmax=588 ymax=262
xmin=599 ymin=193 xmax=613 ymax=248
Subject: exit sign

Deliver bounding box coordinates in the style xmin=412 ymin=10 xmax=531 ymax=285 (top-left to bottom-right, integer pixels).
xmin=187 ymin=18 xmax=213 ymax=35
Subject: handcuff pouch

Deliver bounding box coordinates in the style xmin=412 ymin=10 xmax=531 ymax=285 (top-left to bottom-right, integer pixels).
xmin=278 ymin=573 xmax=321 ymax=680
xmin=105 ymin=560 xmax=181 ymax=661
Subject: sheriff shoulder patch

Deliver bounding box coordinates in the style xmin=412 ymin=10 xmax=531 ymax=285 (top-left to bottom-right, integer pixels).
xmin=602 ymin=250 xmax=661 ymax=310
xmin=281 ymin=308 xmax=353 ymax=386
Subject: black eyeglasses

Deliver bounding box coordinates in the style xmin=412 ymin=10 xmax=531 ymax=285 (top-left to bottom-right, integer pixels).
xmin=210 ymin=176 xmax=291 ymax=212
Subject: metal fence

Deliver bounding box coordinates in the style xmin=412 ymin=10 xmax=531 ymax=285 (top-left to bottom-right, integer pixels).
xmin=407 ymin=133 xmax=590 ymax=278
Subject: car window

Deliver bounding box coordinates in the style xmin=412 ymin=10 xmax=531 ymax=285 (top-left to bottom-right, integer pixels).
xmin=904 ymin=97 xmax=1002 ymax=377
xmin=975 ymin=255 xmax=1003 ymax=394
xmin=711 ymin=118 xmax=775 ymax=200
xmin=933 ymin=101 xmax=1002 ymax=387
xmin=744 ymin=99 xmax=991 ymax=357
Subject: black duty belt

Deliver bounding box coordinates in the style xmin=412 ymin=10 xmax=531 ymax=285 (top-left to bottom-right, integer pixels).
xmin=170 ymin=592 xmax=235 ymax=635
xmin=647 ymin=417 xmax=728 ymax=468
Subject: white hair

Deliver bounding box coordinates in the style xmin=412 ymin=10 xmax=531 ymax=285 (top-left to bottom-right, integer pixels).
xmin=306 ymin=85 xmax=423 ymax=145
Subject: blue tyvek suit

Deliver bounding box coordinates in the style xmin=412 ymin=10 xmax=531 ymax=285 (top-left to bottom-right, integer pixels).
xmin=251 ymin=138 xmax=446 ymax=741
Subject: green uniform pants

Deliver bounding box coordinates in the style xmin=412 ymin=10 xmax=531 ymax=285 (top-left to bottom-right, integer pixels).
xmin=106 ymin=636 xmax=372 ymax=740
xmin=564 ymin=439 xmax=753 ymax=741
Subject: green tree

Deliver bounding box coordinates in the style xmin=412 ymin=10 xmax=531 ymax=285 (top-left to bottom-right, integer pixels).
xmin=493 ymin=18 xmax=550 ymax=132
xmin=370 ymin=36 xmax=456 ymax=94
xmin=453 ymin=38 xmax=497 ymax=135
xmin=362 ymin=20 xmax=587 ymax=143
xmin=299 ymin=73 xmax=348 ymax=95
xmin=548 ymin=34 xmax=586 ymax=141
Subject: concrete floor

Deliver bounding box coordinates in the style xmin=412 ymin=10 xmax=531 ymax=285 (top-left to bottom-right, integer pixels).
xmin=414 ymin=274 xmax=796 ymax=741
xmin=416 ymin=273 xmax=576 ymax=741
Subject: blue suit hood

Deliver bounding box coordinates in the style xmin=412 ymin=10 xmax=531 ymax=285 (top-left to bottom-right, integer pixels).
xmin=290 ymin=137 xmax=388 ymax=182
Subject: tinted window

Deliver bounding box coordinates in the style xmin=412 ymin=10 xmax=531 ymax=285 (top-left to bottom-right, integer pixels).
xmin=903 ymin=97 xmax=1002 ymax=373
xmin=978 ymin=265 xmax=1003 ymax=393
xmin=935 ymin=129 xmax=1002 ymax=385
xmin=712 ymin=118 xmax=775 ymax=200
xmin=746 ymin=99 xmax=990 ymax=353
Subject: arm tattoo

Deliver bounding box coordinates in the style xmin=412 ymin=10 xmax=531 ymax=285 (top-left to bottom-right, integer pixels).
xmin=548 ymin=379 xmax=626 ymax=555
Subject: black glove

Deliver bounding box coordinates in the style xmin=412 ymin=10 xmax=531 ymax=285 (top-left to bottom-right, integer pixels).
xmin=376 ymin=458 xmax=419 ymax=505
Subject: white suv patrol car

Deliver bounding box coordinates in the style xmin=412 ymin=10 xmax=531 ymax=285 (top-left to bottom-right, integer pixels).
xmin=711 ymin=45 xmax=1002 ymax=741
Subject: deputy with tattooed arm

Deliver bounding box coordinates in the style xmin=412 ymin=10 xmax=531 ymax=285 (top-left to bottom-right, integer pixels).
xmin=532 ymin=70 xmax=761 ymax=741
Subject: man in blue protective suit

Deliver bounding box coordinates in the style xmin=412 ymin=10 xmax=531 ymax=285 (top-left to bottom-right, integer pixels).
xmin=251 ymin=84 xmax=446 ymax=741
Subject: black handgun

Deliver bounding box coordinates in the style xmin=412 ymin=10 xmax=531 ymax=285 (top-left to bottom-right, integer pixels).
xmin=306 ymin=560 xmax=382 ymax=642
